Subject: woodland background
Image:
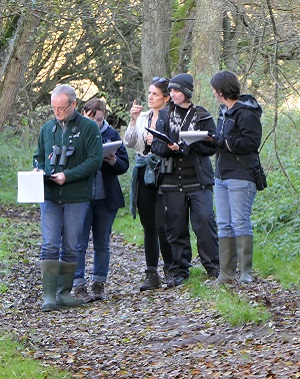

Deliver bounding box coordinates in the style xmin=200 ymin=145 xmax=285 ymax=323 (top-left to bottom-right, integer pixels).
xmin=0 ymin=1 xmax=299 ymax=377
xmin=0 ymin=0 xmax=299 ymax=133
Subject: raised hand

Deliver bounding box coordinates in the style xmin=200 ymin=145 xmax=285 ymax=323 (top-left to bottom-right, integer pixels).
xmin=130 ymin=99 xmax=143 ymax=125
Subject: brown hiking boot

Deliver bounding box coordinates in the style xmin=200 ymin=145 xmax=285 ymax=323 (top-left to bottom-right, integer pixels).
xmin=140 ymin=269 xmax=162 ymax=291
xmin=73 ymin=283 xmax=94 ymax=303
xmin=163 ymin=267 xmax=172 ymax=283
xmin=91 ymin=281 xmax=105 ymax=300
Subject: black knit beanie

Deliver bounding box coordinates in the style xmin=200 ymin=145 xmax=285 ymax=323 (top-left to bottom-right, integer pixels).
xmin=168 ymin=73 xmax=194 ymax=98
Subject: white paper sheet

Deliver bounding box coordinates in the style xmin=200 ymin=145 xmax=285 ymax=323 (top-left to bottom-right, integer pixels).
xmin=103 ymin=141 xmax=122 ymax=158
xmin=179 ymin=131 xmax=211 ymax=145
xmin=17 ymin=171 xmax=44 ymax=203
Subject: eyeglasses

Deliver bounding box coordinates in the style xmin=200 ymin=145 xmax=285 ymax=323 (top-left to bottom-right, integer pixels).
xmin=51 ymin=101 xmax=73 ymax=112
xmin=152 ymin=77 xmax=169 ymax=84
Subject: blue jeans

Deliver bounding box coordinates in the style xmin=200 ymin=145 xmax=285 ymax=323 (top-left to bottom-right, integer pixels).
xmin=40 ymin=201 xmax=89 ymax=262
xmin=74 ymin=199 xmax=118 ymax=286
xmin=214 ymin=178 xmax=257 ymax=238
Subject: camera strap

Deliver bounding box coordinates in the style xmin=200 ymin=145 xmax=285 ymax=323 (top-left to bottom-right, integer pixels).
xmin=50 ymin=113 xmax=83 ymax=172
xmin=180 ymin=106 xmax=196 ymax=132
xmin=235 ymin=153 xmax=265 ymax=182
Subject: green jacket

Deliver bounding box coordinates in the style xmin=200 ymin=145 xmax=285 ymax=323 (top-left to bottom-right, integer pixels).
xmin=33 ymin=111 xmax=103 ymax=203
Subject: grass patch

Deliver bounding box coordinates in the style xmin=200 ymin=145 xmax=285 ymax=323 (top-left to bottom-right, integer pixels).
xmin=254 ymin=237 xmax=300 ymax=288
xmin=0 ymin=335 xmax=71 ymax=379
xmin=113 ymin=209 xmax=143 ymax=247
xmin=188 ymin=267 xmax=271 ymax=326
xmin=0 ymin=130 xmax=33 ymax=204
xmin=215 ymin=290 xmax=271 ymax=326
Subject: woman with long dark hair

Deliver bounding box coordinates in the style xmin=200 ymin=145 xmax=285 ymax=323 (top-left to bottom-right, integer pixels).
xmin=124 ymin=77 xmax=173 ymax=291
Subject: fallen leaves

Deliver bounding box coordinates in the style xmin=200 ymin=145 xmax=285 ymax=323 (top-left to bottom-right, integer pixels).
xmin=0 ymin=206 xmax=299 ymax=378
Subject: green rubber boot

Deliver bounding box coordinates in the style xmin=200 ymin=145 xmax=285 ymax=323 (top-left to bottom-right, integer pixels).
xmin=237 ymin=235 xmax=253 ymax=283
xmin=56 ymin=261 xmax=84 ymax=307
xmin=213 ymin=237 xmax=237 ymax=284
xmin=41 ymin=260 xmax=59 ymax=312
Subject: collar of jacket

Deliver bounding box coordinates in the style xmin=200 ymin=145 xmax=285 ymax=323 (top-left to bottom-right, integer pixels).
xmin=222 ymin=94 xmax=262 ymax=118
xmin=56 ymin=110 xmax=78 ymax=127
xmin=100 ymin=120 xmax=110 ymax=134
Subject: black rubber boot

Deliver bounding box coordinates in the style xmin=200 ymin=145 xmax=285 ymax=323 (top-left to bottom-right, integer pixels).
xmin=56 ymin=261 xmax=84 ymax=307
xmin=140 ymin=268 xmax=162 ymax=291
xmin=41 ymin=260 xmax=59 ymax=312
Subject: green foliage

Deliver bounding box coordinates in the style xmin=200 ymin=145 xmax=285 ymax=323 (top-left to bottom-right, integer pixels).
xmin=0 ymin=283 xmax=8 ymax=293
xmin=0 ymin=14 xmax=20 ymax=49
xmin=112 ymin=148 xmax=144 ymax=246
xmin=251 ymin=108 xmax=300 ymax=286
xmin=0 ymin=130 xmax=34 ymax=203
xmin=170 ymin=0 xmax=195 ymax=72
xmin=0 ymin=335 xmax=71 ymax=379
xmin=254 ymin=238 xmax=300 ymax=287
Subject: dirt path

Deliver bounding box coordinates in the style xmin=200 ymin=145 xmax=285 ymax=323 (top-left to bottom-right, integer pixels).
xmin=0 ymin=207 xmax=299 ymax=378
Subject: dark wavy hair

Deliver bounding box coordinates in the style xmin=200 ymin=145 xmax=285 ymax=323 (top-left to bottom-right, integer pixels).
xmin=151 ymin=77 xmax=170 ymax=99
xmin=82 ymin=98 xmax=107 ymax=117
xmin=210 ymin=70 xmax=241 ymax=100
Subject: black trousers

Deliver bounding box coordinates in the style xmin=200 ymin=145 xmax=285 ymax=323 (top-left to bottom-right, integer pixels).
xmin=162 ymin=189 xmax=219 ymax=278
xmin=137 ymin=167 xmax=173 ymax=269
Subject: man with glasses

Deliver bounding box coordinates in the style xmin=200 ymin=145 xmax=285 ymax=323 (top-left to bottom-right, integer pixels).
xmin=33 ymin=84 xmax=103 ymax=312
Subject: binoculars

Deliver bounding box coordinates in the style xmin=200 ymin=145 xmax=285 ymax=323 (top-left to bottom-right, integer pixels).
xmin=253 ymin=165 xmax=267 ymax=191
xmin=50 ymin=145 xmax=75 ymax=173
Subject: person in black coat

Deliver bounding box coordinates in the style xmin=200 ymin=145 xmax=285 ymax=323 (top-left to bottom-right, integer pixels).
xmin=73 ymin=98 xmax=129 ymax=301
xmin=151 ymin=73 xmax=220 ymax=287
xmin=208 ymin=70 xmax=263 ymax=284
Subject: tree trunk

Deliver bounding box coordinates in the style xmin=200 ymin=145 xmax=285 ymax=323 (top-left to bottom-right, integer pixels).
xmin=141 ymin=0 xmax=172 ymax=97
xmin=191 ymin=0 xmax=223 ymax=111
xmin=0 ymin=10 xmax=40 ymax=131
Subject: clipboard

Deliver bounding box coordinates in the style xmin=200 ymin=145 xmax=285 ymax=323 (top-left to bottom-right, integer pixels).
xmin=179 ymin=131 xmax=211 ymax=145
xmin=103 ymin=140 xmax=122 ymax=158
xmin=17 ymin=171 xmax=44 ymax=203
xmin=144 ymin=127 xmax=173 ymax=144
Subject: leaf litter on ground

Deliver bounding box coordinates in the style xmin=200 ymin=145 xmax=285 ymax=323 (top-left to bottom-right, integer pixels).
xmin=0 ymin=206 xmax=299 ymax=378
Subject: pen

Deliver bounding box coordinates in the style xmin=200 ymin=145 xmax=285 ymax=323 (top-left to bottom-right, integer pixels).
xmin=33 ymin=159 xmax=40 ymax=171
